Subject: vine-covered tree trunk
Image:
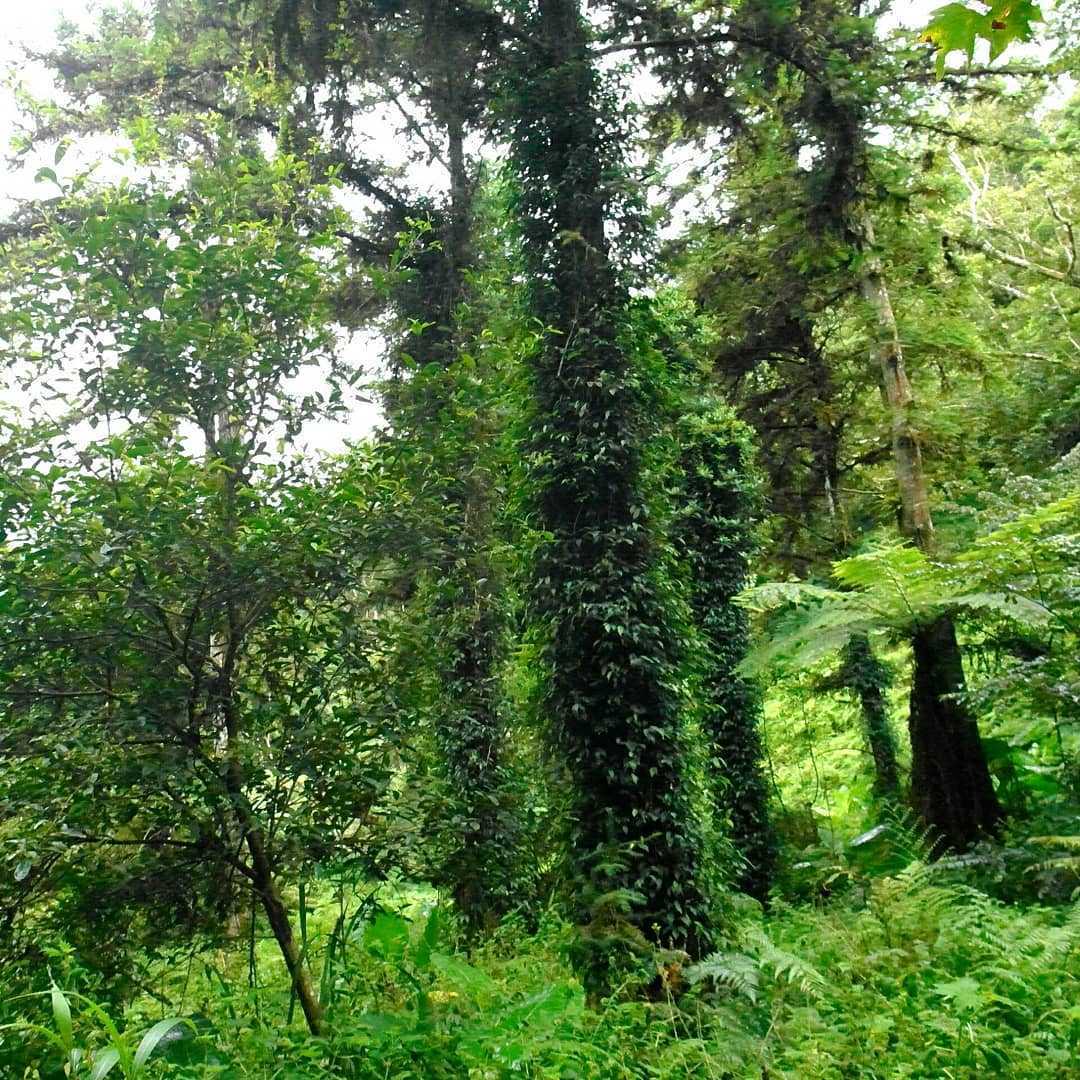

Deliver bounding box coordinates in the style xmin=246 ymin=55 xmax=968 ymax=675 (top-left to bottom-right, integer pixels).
xmin=909 ymin=616 xmax=1004 ymax=849
xmin=388 ymin=208 xmax=516 ymax=932
xmin=675 ymin=407 xmax=775 ymax=900
xmin=507 ymin=0 xmax=712 ymax=954
xmin=371 ymin=25 xmax=518 ymax=930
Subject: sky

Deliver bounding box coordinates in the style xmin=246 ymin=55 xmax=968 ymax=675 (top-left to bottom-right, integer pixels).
xmin=1 ymin=2 xmax=105 ymax=207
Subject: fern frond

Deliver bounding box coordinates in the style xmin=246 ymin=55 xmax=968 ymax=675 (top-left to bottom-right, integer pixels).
xmin=747 ymin=932 xmax=826 ymax=999
xmin=740 ymin=602 xmax=882 ymax=676
xmin=685 ymin=951 xmax=760 ymax=1003
xmin=735 ymin=580 xmax=844 ymax=613
xmin=950 ymin=592 xmax=1054 ymax=626
xmin=1027 ymin=835 xmax=1080 ymax=876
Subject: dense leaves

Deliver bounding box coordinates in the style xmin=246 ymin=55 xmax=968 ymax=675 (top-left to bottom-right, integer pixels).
xmin=0 ymin=0 xmax=1078 ymax=1075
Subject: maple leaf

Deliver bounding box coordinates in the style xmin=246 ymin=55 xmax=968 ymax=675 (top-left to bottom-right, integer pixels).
xmin=920 ymin=0 xmax=1043 ymax=77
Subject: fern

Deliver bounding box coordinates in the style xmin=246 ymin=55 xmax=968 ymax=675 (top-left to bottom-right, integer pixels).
xmin=752 ymin=936 xmax=826 ymax=999
xmin=1027 ymin=835 xmax=1080 ymax=876
xmin=684 ymin=951 xmax=761 ymax=1003
xmin=740 ymin=533 xmax=1058 ymax=678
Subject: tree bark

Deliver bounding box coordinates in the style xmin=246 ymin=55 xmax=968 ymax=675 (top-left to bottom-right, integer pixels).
xmin=841 ymin=634 xmax=900 ymax=799
xmin=508 ymin=0 xmax=714 ymax=955
xmin=856 ymin=216 xmax=934 ymax=553
xmin=246 ymin=824 xmax=324 ymax=1035
xmin=909 ymin=616 xmax=1004 ymax=849
xmin=224 ymin=744 xmax=324 ymax=1035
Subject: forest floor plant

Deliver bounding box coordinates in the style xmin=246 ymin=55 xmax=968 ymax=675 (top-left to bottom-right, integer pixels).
xmin=3 ymin=855 xmax=1077 ymax=1078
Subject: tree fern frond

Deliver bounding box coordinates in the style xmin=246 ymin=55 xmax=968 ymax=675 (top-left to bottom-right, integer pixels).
xmin=735 ymin=581 xmax=844 ymax=613
xmin=740 ymin=607 xmax=881 ymax=676
xmin=949 ymin=592 xmax=1054 ymax=626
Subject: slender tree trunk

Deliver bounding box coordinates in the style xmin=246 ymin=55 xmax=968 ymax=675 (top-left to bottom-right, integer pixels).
xmin=841 ymin=634 xmax=900 ymax=799
xmin=384 ymin=55 xmax=515 ymax=931
xmin=811 ymin=377 xmax=900 ymax=799
xmin=856 ymin=216 xmax=934 ymax=553
xmin=675 ymin=408 xmax=775 ymax=900
xmin=855 ymin=212 xmax=1002 ymax=845
xmin=207 ymin=406 xmax=324 ymax=1034
xmin=245 ymin=818 xmax=324 ymax=1035
xmin=222 ymin=723 xmax=324 ymax=1035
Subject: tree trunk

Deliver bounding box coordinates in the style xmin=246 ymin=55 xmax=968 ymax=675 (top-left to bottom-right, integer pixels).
xmin=224 ymin=743 xmax=324 ymax=1035
xmin=841 ymin=635 xmax=900 ymax=799
xmin=856 ymin=218 xmax=934 ymax=553
xmin=246 ymin=826 xmax=324 ymax=1035
xmin=855 ymin=212 xmax=1003 ymax=845
xmin=507 ymin=0 xmax=713 ymax=955
xmin=909 ymin=616 xmax=1004 ymax=849
xmin=675 ymin=408 xmax=775 ymax=900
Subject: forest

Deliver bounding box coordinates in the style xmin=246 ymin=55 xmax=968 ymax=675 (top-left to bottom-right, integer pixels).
xmin=0 ymin=0 xmax=1078 ymax=1076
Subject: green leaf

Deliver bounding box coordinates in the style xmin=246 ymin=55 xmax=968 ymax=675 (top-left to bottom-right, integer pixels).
xmin=933 ymin=976 xmax=982 ymax=1011
xmin=89 ymin=1048 xmax=121 ymax=1080
xmin=363 ymin=913 xmax=410 ymax=963
xmin=50 ymin=985 xmax=73 ymax=1052
xmin=920 ymin=3 xmax=985 ymax=77
xmin=133 ymin=1018 xmax=190 ymax=1072
xmin=920 ymin=0 xmax=1043 ymax=77
xmin=987 ymin=0 xmax=1043 ymax=60
xmin=430 ymin=952 xmax=497 ymax=1002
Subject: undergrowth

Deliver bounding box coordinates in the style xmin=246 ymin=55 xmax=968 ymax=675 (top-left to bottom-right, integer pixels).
xmin=3 ymin=849 xmax=1077 ymax=1079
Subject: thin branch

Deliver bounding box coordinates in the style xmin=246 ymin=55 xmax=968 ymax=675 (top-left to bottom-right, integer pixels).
xmin=591 ymin=31 xmax=823 ymax=83
xmin=953 ymin=233 xmax=1079 ymax=285
xmin=1045 ymin=191 xmax=1077 ymax=275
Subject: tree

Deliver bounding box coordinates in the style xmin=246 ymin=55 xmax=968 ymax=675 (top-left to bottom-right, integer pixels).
xmin=254 ymin=0 xmax=526 ymax=930
xmin=739 ymin=503 xmax=1080 ymax=847
xmin=30 ymin=0 xmax=529 ymax=932
xmin=613 ymin=0 xmax=1006 ymax=846
xmin=672 ymin=402 xmax=776 ymax=899
xmin=504 ymin=0 xmax=714 ymax=954
xmin=0 ymin=156 xmax=419 ymax=1032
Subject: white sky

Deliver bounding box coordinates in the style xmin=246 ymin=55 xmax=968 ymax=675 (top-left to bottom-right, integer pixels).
xmin=0 ymin=0 xmax=387 ymax=456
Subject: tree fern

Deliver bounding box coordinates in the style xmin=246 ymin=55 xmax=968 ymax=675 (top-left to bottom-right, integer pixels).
xmin=739 ymin=528 xmax=1062 ymax=678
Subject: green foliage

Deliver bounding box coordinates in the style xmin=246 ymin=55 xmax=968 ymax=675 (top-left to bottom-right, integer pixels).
xmin=0 ymin=154 xmax=421 ymax=1006
xmin=373 ymin=201 xmax=534 ymax=933
xmin=672 ymin=401 xmax=776 ymax=900
xmin=6 ymin=877 xmax=1078 ymax=1078
xmin=1 ymin=2 xmax=1079 ymax=1077
xmin=503 ymin=0 xmax=713 ymax=954
xmin=739 ymin=502 xmax=1074 ymax=676
xmin=2 ymin=986 xmax=191 ymax=1079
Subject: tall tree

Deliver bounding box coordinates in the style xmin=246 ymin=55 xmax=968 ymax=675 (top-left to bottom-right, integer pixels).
xmin=0 ymin=157 xmax=416 ymax=1032
xmin=612 ymin=0 xmax=1004 ymax=847
xmin=29 ymin=0 xmax=525 ymax=929
xmin=673 ymin=402 xmax=776 ymax=898
xmin=504 ymin=0 xmax=713 ymax=953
